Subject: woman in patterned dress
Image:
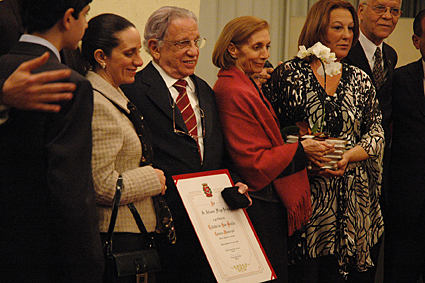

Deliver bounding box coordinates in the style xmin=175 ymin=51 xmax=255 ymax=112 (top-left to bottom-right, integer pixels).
xmin=263 ymin=0 xmax=385 ymax=282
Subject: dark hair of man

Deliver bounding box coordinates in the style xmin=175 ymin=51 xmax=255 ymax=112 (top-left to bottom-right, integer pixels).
xmin=413 ymin=9 xmax=425 ymax=37
xmin=80 ymin=13 xmax=135 ymax=73
xmin=21 ymin=0 xmax=92 ymax=34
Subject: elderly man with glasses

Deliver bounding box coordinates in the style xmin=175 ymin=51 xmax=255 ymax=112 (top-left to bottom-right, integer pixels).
xmin=121 ymin=6 xmax=248 ymax=283
xmin=344 ymin=2 xmax=401 ymax=280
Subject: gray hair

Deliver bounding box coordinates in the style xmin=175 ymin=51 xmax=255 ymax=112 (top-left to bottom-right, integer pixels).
xmin=360 ymin=0 xmax=402 ymax=5
xmin=144 ymin=6 xmax=198 ymax=54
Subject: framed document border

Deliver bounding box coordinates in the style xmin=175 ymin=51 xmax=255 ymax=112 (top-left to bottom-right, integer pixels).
xmin=173 ymin=169 xmax=277 ymax=282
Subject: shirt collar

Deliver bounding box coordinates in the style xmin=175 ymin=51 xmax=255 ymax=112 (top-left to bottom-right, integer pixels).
xmin=359 ymin=31 xmax=383 ymax=63
xmin=19 ymin=34 xmax=61 ymax=62
xmin=151 ymin=60 xmax=194 ymax=92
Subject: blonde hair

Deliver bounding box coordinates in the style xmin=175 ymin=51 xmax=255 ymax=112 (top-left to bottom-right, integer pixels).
xmin=212 ymin=16 xmax=269 ymax=70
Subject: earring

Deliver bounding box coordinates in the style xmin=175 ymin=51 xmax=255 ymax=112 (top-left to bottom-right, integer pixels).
xmin=101 ymin=63 xmax=106 ymax=69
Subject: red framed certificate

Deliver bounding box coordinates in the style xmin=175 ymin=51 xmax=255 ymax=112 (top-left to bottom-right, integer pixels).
xmin=173 ymin=169 xmax=277 ymax=282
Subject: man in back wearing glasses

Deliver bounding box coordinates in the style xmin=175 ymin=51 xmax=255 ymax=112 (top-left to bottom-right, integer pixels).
xmin=344 ymin=0 xmax=402 ymax=282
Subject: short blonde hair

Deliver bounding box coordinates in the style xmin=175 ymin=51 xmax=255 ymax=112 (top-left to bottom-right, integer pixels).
xmin=212 ymin=16 xmax=269 ymax=70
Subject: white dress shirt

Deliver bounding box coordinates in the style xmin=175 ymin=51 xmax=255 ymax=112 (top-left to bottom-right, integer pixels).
xmin=152 ymin=61 xmax=204 ymax=159
xmin=19 ymin=34 xmax=61 ymax=62
xmin=358 ymin=31 xmax=385 ymax=76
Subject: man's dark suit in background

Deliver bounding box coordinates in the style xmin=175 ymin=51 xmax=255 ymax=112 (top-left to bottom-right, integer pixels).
xmin=0 ymin=43 xmax=103 ymax=282
xmin=345 ymin=41 xmax=397 ymax=155
xmin=386 ymin=58 xmax=425 ymax=283
xmin=342 ymin=2 xmax=401 ymax=282
xmin=344 ymin=1 xmax=401 ymax=220
xmin=345 ymin=43 xmax=397 ymax=213
xmin=0 ymin=0 xmax=24 ymax=56
xmin=385 ymin=9 xmax=425 ymax=282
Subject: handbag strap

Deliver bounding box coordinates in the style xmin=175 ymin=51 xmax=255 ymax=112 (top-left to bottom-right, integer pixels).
xmin=127 ymin=203 xmax=156 ymax=248
xmin=127 ymin=203 xmax=148 ymax=234
xmin=104 ymin=175 xmax=123 ymax=253
xmin=104 ymin=176 xmax=155 ymax=253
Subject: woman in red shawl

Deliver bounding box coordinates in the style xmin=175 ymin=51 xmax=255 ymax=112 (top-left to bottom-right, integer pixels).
xmin=212 ymin=16 xmax=333 ymax=282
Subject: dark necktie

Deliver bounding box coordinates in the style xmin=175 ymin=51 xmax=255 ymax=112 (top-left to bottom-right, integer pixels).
xmin=373 ymin=47 xmax=384 ymax=90
xmin=174 ymin=80 xmax=198 ymax=138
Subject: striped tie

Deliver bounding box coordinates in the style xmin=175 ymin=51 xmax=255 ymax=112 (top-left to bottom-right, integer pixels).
xmin=174 ymin=79 xmax=198 ymax=138
xmin=373 ymin=47 xmax=384 ymax=90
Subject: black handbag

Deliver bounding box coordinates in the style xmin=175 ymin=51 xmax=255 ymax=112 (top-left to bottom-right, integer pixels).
xmin=104 ymin=176 xmax=161 ymax=283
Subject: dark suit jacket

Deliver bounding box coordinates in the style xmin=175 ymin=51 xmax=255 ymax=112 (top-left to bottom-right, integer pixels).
xmin=121 ymin=61 xmax=223 ymax=282
xmin=344 ymin=41 xmax=397 ymax=216
xmin=0 ymin=42 xmax=103 ymax=282
xmin=345 ymin=41 xmax=397 ymax=143
xmin=0 ymin=0 xmax=24 ymax=56
xmin=384 ymin=59 xmax=425 ymax=282
xmin=389 ymin=59 xmax=425 ymax=221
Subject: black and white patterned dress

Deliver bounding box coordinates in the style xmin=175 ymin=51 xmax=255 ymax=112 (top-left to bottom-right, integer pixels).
xmin=263 ymin=58 xmax=385 ymax=276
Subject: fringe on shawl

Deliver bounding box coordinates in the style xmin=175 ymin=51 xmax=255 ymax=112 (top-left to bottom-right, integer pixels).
xmin=274 ymin=168 xmax=312 ymax=236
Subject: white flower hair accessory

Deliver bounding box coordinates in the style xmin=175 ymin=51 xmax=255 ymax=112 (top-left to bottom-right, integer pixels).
xmin=297 ymin=42 xmax=341 ymax=77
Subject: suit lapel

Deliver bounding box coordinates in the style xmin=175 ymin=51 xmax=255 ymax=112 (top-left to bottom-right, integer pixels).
xmin=348 ymin=42 xmax=373 ymax=77
xmin=382 ymin=43 xmax=396 ymax=80
xmin=406 ymin=60 xmax=425 ymax=117
xmin=143 ymin=62 xmax=187 ymax=132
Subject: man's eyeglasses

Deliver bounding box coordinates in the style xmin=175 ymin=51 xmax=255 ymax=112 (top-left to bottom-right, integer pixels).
xmin=364 ymin=3 xmax=402 ymax=17
xmin=161 ymin=37 xmax=207 ymax=50
xmin=170 ymin=98 xmax=205 ymax=140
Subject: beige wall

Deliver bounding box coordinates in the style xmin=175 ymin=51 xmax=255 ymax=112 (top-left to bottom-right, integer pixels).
xmin=88 ymin=0 xmax=200 ymax=67
xmin=387 ymin=18 xmax=421 ymax=67
xmin=88 ymin=0 xmax=420 ymax=75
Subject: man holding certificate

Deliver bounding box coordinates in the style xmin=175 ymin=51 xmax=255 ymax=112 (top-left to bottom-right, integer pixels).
xmin=121 ymin=6 xmax=249 ymax=283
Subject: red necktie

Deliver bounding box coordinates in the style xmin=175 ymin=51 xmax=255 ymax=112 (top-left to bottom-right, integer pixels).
xmin=174 ymin=80 xmax=198 ymax=138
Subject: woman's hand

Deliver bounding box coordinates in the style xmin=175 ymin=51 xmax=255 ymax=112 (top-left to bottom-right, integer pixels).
xmin=154 ymin=169 xmax=167 ymax=195
xmin=318 ymin=145 xmax=369 ymax=177
xmin=319 ymin=155 xmax=349 ymax=177
xmin=301 ymin=138 xmax=335 ymax=168
xmin=234 ymin=182 xmax=253 ymax=206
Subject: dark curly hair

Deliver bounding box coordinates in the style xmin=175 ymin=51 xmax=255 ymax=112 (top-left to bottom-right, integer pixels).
xmin=21 ymin=0 xmax=92 ymax=34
